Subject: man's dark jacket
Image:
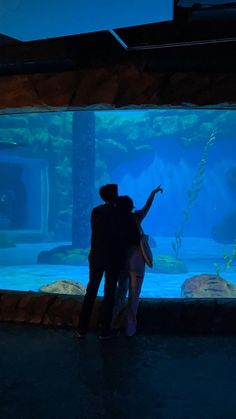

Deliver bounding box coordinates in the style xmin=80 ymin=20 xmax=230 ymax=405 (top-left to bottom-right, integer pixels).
xmin=89 ymin=203 xmax=125 ymax=269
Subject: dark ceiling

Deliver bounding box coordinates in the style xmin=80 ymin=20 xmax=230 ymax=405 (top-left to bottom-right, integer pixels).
xmin=0 ymin=1 xmax=236 ymax=76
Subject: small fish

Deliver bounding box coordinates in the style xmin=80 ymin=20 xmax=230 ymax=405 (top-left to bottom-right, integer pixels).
xmin=0 ymin=141 xmax=27 ymax=150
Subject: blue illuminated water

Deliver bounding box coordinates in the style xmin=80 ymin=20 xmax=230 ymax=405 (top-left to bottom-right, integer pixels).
xmin=0 ymin=109 xmax=236 ymax=298
xmin=0 ymin=238 xmax=235 ymax=297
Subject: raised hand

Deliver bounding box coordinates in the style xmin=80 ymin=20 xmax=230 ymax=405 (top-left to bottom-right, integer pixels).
xmin=153 ymin=184 xmax=163 ymax=194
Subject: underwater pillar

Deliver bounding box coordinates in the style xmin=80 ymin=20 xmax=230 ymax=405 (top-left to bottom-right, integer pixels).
xmin=72 ymin=111 xmax=95 ymax=248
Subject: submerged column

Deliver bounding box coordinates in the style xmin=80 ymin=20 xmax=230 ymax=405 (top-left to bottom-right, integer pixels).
xmin=72 ymin=111 xmax=95 ymax=248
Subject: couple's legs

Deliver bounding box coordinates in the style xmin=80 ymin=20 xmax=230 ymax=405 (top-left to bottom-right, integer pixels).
xmin=126 ymin=270 xmax=144 ymax=336
xmin=78 ymin=265 xmax=119 ymax=335
xmin=78 ymin=266 xmax=103 ymax=333
xmin=113 ymin=248 xmax=145 ymax=336
xmin=101 ymin=269 xmax=119 ymax=335
xmin=112 ymin=270 xmax=129 ymax=325
xmin=126 ymin=248 xmax=145 ymax=336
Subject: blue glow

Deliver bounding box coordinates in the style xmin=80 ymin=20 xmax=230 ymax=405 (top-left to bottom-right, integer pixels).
xmin=0 ymin=0 xmax=173 ymax=42
xmin=0 ymin=108 xmax=236 ymax=299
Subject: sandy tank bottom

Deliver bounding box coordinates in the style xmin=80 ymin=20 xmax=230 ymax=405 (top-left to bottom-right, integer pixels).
xmin=0 ymin=237 xmax=235 ymax=298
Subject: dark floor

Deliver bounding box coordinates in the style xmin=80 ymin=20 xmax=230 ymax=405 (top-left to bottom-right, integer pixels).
xmin=0 ymin=323 xmax=236 ymax=419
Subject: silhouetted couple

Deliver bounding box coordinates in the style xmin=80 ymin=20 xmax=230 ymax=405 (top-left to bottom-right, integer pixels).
xmin=77 ymin=183 xmax=163 ymax=339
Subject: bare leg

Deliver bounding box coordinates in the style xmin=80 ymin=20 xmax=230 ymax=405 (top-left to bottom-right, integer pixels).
xmin=126 ymin=271 xmax=144 ymax=336
xmin=126 ymin=248 xmax=145 ymax=336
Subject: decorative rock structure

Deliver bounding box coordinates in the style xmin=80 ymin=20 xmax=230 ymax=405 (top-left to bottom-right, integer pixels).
xmin=153 ymin=254 xmax=188 ymax=274
xmin=39 ymin=280 xmax=86 ymax=295
xmin=181 ymin=274 xmax=236 ymax=298
xmin=38 ymin=246 xmax=89 ymax=265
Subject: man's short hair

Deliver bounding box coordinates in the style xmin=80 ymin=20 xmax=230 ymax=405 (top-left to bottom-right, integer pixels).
xmin=99 ymin=184 xmax=118 ymax=202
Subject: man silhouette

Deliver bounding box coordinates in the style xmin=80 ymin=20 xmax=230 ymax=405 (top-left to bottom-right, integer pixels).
xmin=77 ymin=184 xmax=125 ymax=338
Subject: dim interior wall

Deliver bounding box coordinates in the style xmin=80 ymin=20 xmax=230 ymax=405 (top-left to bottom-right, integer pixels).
xmin=0 ymin=68 xmax=235 ymax=113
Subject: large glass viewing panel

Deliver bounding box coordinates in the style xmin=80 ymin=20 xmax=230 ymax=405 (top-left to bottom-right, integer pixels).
xmin=0 ymin=109 xmax=235 ymax=298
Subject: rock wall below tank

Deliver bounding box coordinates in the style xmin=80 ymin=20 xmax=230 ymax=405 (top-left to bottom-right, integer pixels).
xmin=0 ymin=67 xmax=235 ymax=113
xmin=1 ymin=290 xmax=236 ymax=334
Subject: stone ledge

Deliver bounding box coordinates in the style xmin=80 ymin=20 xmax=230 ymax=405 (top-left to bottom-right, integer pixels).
xmin=0 ymin=70 xmax=236 ymax=113
xmin=1 ymin=290 xmax=236 ymax=333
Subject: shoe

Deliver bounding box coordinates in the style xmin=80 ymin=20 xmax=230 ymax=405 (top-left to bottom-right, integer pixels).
xmin=74 ymin=329 xmax=87 ymax=338
xmin=98 ymin=332 xmax=112 ymax=340
xmin=111 ymin=328 xmax=121 ymax=336
xmin=98 ymin=329 xmax=119 ymax=339
xmin=125 ymin=330 xmax=136 ymax=338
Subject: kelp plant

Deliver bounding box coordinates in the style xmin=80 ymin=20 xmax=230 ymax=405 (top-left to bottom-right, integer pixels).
xmin=214 ymin=241 xmax=236 ymax=277
xmin=172 ymin=130 xmax=216 ymax=259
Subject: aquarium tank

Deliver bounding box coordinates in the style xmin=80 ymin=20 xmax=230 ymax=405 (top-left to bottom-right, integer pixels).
xmin=0 ymin=109 xmax=235 ymax=298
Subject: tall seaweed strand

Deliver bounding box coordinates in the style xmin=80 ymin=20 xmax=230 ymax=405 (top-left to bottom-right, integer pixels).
xmin=214 ymin=241 xmax=236 ymax=277
xmin=172 ymin=130 xmax=216 ymax=259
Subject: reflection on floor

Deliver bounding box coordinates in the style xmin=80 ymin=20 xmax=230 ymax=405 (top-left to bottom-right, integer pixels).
xmin=1 ymin=323 xmax=236 ymax=419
